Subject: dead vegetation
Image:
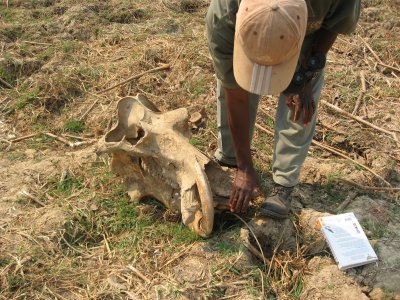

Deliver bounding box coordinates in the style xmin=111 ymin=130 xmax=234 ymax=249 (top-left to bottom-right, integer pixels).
xmin=0 ymin=0 xmax=399 ymax=299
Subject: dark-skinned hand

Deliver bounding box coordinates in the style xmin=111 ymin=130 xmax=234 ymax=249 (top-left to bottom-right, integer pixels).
xmin=286 ymin=82 xmax=315 ymax=126
xmin=229 ymin=168 xmax=261 ymax=213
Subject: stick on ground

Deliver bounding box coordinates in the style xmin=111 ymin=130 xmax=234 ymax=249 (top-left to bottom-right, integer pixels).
xmin=19 ymin=190 xmax=46 ymax=207
xmin=127 ymin=265 xmax=151 ymax=284
xmin=340 ymin=178 xmax=400 ymax=192
xmin=352 ymin=70 xmax=367 ymax=116
xmin=98 ymin=64 xmax=170 ymax=94
xmin=9 ymin=133 xmax=38 ymax=143
xmin=0 ymin=77 xmax=13 ymax=89
xmin=255 ymin=123 xmax=392 ymax=187
xmin=335 ymin=191 xmax=358 ymax=212
xmin=360 ymin=36 xmax=400 ymax=73
xmin=321 ymin=100 xmax=398 ymax=143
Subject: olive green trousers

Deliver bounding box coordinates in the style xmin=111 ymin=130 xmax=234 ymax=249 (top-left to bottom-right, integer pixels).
xmin=214 ymin=72 xmax=324 ymax=187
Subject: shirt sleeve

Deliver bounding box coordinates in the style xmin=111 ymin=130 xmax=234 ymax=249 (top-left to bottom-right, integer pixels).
xmin=322 ymin=0 xmax=361 ymax=34
xmin=206 ymin=1 xmax=240 ymax=89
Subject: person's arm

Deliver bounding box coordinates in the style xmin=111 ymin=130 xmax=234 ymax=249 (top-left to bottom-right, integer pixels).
xmin=311 ymin=28 xmax=338 ymax=55
xmin=224 ymin=86 xmax=260 ymax=213
xmin=287 ymin=28 xmax=338 ymax=125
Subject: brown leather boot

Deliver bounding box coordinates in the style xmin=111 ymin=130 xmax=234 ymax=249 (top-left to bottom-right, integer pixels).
xmin=258 ymin=184 xmax=294 ymax=219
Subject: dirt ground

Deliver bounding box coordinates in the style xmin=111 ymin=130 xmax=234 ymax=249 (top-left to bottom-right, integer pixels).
xmin=1 ymin=0 xmax=399 ymax=299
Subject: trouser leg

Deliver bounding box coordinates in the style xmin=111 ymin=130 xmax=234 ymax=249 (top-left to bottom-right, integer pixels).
xmin=214 ymin=79 xmax=260 ymax=165
xmin=272 ymin=72 xmax=325 ymax=187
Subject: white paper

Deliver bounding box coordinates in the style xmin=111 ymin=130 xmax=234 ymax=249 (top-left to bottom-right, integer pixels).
xmin=319 ymin=212 xmax=378 ymax=270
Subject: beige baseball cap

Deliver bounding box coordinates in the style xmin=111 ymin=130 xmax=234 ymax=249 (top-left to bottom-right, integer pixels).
xmin=233 ymin=0 xmax=308 ymax=95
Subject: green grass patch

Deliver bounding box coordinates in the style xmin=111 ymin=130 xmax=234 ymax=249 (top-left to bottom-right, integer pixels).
xmin=64 ymin=119 xmax=85 ymax=133
xmin=362 ymin=221 xmax=393 ymax=239
xmin=289 ymin=279 xmax=304 ymax=299
xmin=6 ymin=274 xmax=26 ymax=292
xmin=46 ymin=175 xmax=84 ymax=199
xmin=0 ymin=24 xmax=23 ymax=42
xmin=0 ymin=66 xmax=15 ymax=87
xmin=15 ymin=90 xmax=39 ymax=110
xmin=0 ymin=8 xmax=15 ymax=22
xmin=26 ymin=134 xmax=54 ymax=150
xmin=184 ymin=75 xmax=208 ymax=98
xmin=189 ymin=137 xmax=205 ymax=147
xmin=213 ymin=240 xmax=240 ymax=256
xmin=38 ymin=46 xmax=55 ymax=62
xmin=7 ymin=152 xmax=26 ymax=161
xmin=62 ymin=40 xmax=79 ymax=54
xmin=77 ymin=65 xmax=101 ymax=81
xmin=325 ymin=172 xmax=341 ymax=188
xmin=55 ymin=176 xmax=83 ymax=195
xmin=0 ymin=257 xmax=10 ymax=267
xmin=61 ymin=173 xmax=199 ymax=257
xmin=391 ymin=205 xmax=400 ymax=216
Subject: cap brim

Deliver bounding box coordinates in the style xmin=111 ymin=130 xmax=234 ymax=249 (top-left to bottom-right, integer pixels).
xmin=233 ymin=37 xmax=300 ymax=96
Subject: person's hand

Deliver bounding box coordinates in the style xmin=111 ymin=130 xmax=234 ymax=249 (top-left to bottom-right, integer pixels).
xmin=230 ymin=168 xmax=261 ymax=213
xmin=285 ymin=82 xmax=315 ymax=126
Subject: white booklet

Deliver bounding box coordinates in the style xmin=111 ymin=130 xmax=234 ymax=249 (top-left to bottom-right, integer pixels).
xmin=317 ymin=212 xmax=378 ymax=270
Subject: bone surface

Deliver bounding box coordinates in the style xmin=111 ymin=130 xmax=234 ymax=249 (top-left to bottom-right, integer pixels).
xmin=97 ymin=94 xmax=234 ymax=237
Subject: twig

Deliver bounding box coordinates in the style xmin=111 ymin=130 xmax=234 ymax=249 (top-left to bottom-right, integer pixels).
xmin=0 ymin=76 xmax=13 ymax=89
xmin=127 ymin=265 xmax=151 ymax=284
xmin=79 ymin=99 xmax=99 ymax=121
xmin=98 ymin=64 xmax=170 ymax=94
xmin=259 ymin=268 xmax=265 ymax=300
xmin=321 ymin=100 xmax=398 ymax=143
xmin=352 ymin=70 xmax=367 ymax=116
xmin=266 ymin=223 xmax=286 ymax=279
xmin=221 ymin=294 xmax=242 ymax=300
xmin=255 ymin=123 xmax=392 ymax=187
xmin=359 ymin=36 xmax=383 ymax=64
xmin=0 ymin=97 xmax=9 ymax=106
xmin=45 ymin=132 xmax=95 ymax=148
xmin=0 ymin=138 xmax=12 ymax=150
xmin=45 ymin=132 xmax=72 ymax=146
xmin=335 ymin=191 xmax=358 ymax=213
xmin=231 ymin=212 xmax=270 ymax=266
xmin=103 ymin=234 xmax=112 ymax=258
xmin=340 ymin=178 xmax=400 ymax=192
xmin=61 ymin=133 xmax=92 ymax=141
xmin=317 ymin=121 xmax=346 ymax=136
xmin=9 ymin=133 xmax=38 ymax=143
xmin=158 ymin=243 xmax=194 ymax=270
xmin=18 ymin=190 xmax=46 ymax=207
xmin=21 ymin=40 xmax=53 ymax=46
xmin=359 ymin=36 xmax=400 ymax=73
xmin=311 ymin=139 xmax=392 ymax=187
xmin=378 ymin=62 xmax=400 ymax=73
xmin=61 ymin=235 xmax=83 ymax=255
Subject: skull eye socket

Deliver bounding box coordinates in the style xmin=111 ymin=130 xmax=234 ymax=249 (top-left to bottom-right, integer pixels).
xmin=126 ymin=126 xmax=145 ymax=145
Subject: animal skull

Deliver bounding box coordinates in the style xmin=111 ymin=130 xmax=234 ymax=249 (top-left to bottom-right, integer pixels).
xmin=96 ymin=94 xmax=233 ymax=237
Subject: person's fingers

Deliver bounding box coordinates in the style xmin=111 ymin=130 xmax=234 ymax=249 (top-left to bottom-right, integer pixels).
xmin=241 ymin=192 xmax=252 ymax=213
xmin=302 ymin=101 xmax=310 ymax=125
xmin=234 ymin=189 xmax=245 ymax=213
xmin=286 ymin=96 xmax=294 ymax=111
xmin=229 ymin=189 xmax=237 ymax=212
xmin=305 ymin=99 xmax=315 ymax=125
xmin=294 ymin=97 xmax=301 ymax=122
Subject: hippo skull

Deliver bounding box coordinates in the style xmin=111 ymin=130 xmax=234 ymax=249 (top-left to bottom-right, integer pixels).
xmin=96 ymin=95 xmax=233 ymax=237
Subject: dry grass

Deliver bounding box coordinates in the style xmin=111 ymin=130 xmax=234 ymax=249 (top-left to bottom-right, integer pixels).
xmin=0 ymin=0 xmax=399 ymax=299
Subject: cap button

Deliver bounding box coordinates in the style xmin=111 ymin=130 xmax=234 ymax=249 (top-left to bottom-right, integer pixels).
xmin=271 ymin=4 xmax=279 ymax=11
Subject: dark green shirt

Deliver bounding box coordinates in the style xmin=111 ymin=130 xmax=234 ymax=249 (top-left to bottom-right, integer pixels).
xmin=206 ymin=0 xmax=361 ymax=88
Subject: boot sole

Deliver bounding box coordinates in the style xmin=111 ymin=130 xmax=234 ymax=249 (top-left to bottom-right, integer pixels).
xmin=258 ymin=208 xmax=289 ymax=219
